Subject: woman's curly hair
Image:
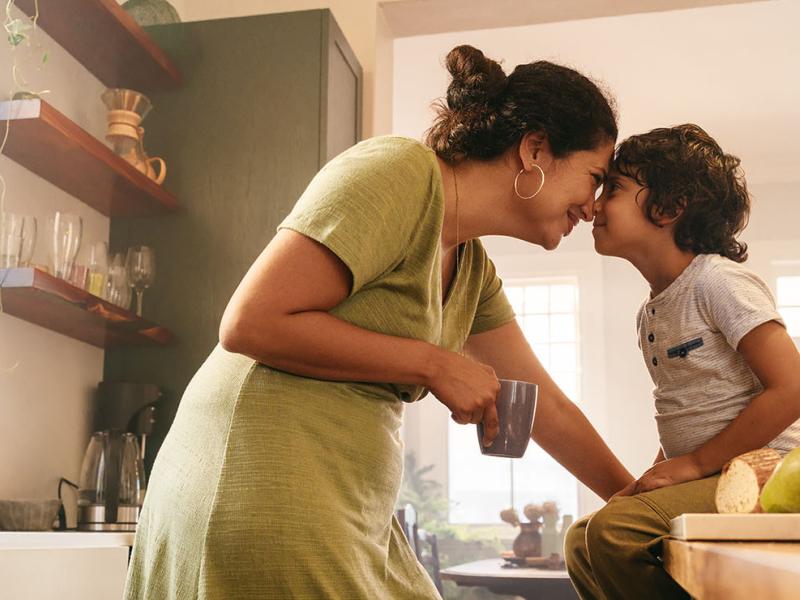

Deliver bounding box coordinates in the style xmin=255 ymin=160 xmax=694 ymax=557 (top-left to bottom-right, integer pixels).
xmin=614 ymin=124 xmax=750 ymax=263
xmin=425 ymin=45 xmax=617 ymax=163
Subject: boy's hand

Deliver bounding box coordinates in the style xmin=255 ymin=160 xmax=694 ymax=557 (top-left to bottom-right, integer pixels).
xmin=614 ymin=454 xmax=704 ymax=497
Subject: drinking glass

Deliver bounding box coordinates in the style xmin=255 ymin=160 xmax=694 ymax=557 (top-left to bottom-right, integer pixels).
xmin=0 ymin=212 xmax=24 ymax=268
xmin=68 ymin=264 xmax=88 ymax=289
xmin=106 ymin=253 xmax=131 ymax=309
xmin=19 ymin=215 xmax=37 ymax=267
xmin=87 ymin=241 xmax=109 ymax=298
xmin=126 ymin=246 xmax=155 ymax=317
xmin=49 ymin=212 xmax=82 ymax=279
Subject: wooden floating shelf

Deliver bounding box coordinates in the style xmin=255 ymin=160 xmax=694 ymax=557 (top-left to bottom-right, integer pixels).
xmin=15 ymin=0 xmax=181 ymax=91
xmin=0 ymin=99 xmax=178 ymax=217
xmin=0 ymin=268 xmax=173 ymax=348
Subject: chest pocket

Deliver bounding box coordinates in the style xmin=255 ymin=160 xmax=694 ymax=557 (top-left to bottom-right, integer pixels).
xmin=667 ymin=337 xmax=704 ymax=359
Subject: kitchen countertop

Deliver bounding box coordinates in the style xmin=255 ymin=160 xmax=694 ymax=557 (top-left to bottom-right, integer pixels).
xmin=663 ymin=539 xmax=800 ymax=600
xmin=0 ymin=531 xmax=135 ymax=549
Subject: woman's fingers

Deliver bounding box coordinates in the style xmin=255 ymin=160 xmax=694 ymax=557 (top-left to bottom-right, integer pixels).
xmin=469 ymin=409 xmax=484 ymax=425
xmin=450 ymin=412 xmax=471 ymax=425
xmin=480 ymin=403 xmax=500 ymax=447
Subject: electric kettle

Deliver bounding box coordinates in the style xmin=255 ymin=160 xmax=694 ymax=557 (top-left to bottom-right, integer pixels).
xmin=77 ymin=431 xmax=146 ymax=531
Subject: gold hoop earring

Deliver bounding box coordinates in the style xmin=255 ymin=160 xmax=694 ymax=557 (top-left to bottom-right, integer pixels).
xmin=514 ymin=164 xmax=545 ymax=200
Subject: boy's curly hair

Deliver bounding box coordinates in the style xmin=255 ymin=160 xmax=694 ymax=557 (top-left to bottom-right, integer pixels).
xmin=614 ymin=124 xmax=750 ymax=262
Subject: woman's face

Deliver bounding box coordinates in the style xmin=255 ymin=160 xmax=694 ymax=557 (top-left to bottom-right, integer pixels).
xmin=516 ymin=140 xmax=614 ymax=250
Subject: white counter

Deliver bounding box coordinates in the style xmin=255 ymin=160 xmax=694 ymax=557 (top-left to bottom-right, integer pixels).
xmin=0 ymin=530 xmax=135 ymax=549
xmin=0 ymin=532 xmax=134 ymax=599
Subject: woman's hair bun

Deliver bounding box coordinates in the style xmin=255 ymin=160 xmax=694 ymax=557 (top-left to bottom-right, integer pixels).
xmin=426 ymin=46 xmax=618 ymax=163
xmin=445 ymin=45 xmax=507 ymax=110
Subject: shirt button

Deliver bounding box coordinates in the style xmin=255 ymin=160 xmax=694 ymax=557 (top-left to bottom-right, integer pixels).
xmin=648 ymin=333 xmax=655 ymax=342
xmin=651 ymin=308 xmax=656 ymax=315
xmin=652 ymin=357 xmax=658 ymax=366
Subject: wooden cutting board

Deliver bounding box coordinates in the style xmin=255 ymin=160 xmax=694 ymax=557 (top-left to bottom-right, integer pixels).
xmin=671 ymin=513 xmax=800 ymax=541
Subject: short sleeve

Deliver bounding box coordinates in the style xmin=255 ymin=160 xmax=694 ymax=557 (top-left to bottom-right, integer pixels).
xmin=278 ymin=138 xmax=437 ymax=296
xmin=469 ymin=242 xmax=517 ymax=335
xmin=635 ymin=302 xmax=646 ymax=350
xmin=700 ymin=261 xmax=785 ymax=349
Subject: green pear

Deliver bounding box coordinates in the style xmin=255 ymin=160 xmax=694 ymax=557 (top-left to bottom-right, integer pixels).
xmin=760 ymin=447 xmax=800 ymax=513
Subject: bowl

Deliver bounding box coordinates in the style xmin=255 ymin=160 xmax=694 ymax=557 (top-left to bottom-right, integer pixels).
xmin=0 ymin=499 xmax=61 ymax=531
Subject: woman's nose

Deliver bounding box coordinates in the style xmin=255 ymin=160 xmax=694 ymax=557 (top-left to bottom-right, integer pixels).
xmin=579 ymin=196 xmax=594 ymax=221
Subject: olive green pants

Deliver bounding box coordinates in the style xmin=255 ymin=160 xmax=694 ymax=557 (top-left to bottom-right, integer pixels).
xmin=565 ymin=475 xmax=720 ymax=600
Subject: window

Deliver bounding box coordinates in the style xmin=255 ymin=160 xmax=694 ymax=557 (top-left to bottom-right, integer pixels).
xmin=448 ymin=278 xmax=580 ymax=524
xmin=777 ymin=275 xmax=800 ymax=347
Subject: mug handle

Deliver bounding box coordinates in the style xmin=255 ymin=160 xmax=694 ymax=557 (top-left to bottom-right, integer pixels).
xmin=147 ymin=157 xmax=167 ymax=185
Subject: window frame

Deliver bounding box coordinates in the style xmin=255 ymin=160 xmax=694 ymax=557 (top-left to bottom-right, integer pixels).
xmin=773 ymin=263 xmax=800 ymax=346
xmin=446 ymin=276 xmax=584 ymax=526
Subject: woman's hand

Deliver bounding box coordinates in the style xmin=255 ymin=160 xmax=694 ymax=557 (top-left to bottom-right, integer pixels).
xmin=427 ymin=350 xmax=501 ymax=447
xmin=614 ymin=454 xmax=704 ymax=497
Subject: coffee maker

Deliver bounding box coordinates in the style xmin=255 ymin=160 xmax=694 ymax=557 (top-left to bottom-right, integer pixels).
xmin=77 ymin=382 xmax=161 ymax=531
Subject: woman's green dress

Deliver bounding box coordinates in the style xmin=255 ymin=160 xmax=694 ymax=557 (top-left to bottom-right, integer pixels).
xmin=124 ymin=137 xmax=516 ymax=599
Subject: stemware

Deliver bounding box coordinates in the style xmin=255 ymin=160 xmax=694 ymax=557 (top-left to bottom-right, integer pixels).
xmin=126 ymin=246 xmax=155 ymax=317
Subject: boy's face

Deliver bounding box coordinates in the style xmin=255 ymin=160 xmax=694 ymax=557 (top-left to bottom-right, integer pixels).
xmin=592 ymin=168 xmax=658 ymax=258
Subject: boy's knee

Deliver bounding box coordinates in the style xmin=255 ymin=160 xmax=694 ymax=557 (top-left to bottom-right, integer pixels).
xmin=584 ymin=497 xmax=638 ymax=555
xmin=564 ymin=515 xmax=590 ymax=567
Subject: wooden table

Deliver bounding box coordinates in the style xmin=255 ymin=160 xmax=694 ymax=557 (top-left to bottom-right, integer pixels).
xmin=664 ymin=539 xmax=800 ymax=600
xmin=440 ymin=558 xmax=578 ymax=599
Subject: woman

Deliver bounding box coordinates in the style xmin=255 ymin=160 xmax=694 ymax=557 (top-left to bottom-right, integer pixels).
xmin=125 ymin=45 xmax=633 ymax=599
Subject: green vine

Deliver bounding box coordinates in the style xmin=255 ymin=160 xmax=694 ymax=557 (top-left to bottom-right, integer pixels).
xmin=2 ymin=0 xmax=48 ymax=216
xmin=1 ymin=0 xmax=45 ymax=370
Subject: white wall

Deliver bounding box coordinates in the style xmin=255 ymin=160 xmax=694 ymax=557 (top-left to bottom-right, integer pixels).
xmin=1 ymin=6 xmax=111 ymax=524
xmin=394 ymin=0 xmax=800 ymax=514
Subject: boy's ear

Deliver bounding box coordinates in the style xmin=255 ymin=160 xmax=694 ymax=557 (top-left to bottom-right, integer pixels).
xmin=651 ymin=197 xmax=688 ymax=228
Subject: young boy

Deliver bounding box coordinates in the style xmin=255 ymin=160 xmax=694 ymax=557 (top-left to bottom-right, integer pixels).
xmin=565 ymin=124 xmax=800 ymax=600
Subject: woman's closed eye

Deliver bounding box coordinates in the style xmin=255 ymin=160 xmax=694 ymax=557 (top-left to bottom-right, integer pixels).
xmin=592 ymin=174 xmax=605 ymax=200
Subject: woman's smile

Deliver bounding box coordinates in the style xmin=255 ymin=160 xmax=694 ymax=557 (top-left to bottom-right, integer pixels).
xmin=565 ymin=209 xmax=584 ymax=236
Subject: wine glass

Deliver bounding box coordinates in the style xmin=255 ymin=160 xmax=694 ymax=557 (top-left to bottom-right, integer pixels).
xmin=126 ymin=246 xmax=155 ymax=317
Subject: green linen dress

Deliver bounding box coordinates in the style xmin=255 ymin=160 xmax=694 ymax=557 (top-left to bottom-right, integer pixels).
xmin=124 ymin=136 xmax=516 ymax=599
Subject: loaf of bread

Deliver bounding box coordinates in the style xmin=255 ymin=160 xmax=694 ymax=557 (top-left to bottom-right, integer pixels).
xmin=715 ymin=448 xmax=782 ymax=513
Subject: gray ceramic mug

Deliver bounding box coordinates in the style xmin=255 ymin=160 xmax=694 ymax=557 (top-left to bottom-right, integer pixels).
xmin=476 ymin=378 xmax=538 ymax=458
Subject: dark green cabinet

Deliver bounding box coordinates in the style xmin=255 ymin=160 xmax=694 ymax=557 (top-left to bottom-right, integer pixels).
xmin=103 ymin=10 xmax=362 ymax=469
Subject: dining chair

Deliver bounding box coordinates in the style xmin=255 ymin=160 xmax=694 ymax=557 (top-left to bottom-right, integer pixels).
xmin=396 ymin=503 xmax=443 ymax=594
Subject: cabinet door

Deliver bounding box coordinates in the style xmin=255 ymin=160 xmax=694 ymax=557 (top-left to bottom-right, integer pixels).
xmin=322 ymin=13 xmax=362 ymax=164
xmin=0 ymin=546 xmax=129 ymax=599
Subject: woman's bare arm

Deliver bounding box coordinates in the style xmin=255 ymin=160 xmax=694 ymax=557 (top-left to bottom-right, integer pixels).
xmin=219 ymin=229 xmax=502 ymax=436
xmin=466 ymin=319 xmax=634 ymax=501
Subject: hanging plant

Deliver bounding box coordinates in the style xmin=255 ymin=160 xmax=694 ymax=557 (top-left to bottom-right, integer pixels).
xmin=1 ymin=0 xmax=47 ymax=331
xmin=1 ymin=0 xmax=48 ymax=204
